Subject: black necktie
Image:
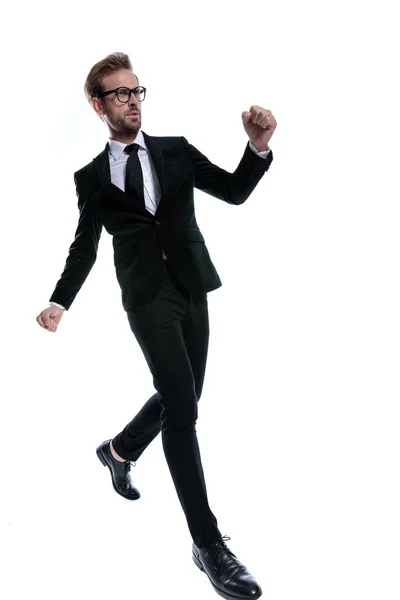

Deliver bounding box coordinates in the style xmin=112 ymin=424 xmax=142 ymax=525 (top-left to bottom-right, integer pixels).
xmin=124 ymin=143 xmax=145 ymax=207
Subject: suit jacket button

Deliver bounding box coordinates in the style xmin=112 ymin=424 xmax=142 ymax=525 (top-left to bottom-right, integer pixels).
xmin=155 ymin=220 xmax=160 ymax=225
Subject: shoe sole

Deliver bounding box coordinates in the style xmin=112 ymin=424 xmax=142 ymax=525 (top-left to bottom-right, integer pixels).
xmin=96 ymin=445 xmax=140 ymax=501
xmin=192 ymin=552 xmax=262 ymax=600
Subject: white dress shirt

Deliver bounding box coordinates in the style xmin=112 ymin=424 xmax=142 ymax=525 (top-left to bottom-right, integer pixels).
xmin=50 ymin=132 xmax=270 ymax=310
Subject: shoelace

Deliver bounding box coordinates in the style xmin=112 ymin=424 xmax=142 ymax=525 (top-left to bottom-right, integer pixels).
xmin=204 ymin=535 xmax=236 ymax=559
xmin=124 ymin=460 xmax=136 ymax=474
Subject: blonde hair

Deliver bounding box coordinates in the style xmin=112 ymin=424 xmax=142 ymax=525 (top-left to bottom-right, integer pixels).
xmin=84 ymin=52 xmax=139 ymax=103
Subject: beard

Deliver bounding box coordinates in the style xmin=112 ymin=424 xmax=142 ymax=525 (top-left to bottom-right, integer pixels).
xmin=107 ymin=111 xmax=141 ymax=134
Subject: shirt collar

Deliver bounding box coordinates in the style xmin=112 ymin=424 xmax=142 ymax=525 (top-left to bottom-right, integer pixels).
xmin=108 ymin=129 xmax=147 ymax=160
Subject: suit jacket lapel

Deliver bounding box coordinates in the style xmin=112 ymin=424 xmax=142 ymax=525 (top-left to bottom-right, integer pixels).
xmin=93 ymin=142 xmax=111 ymax=189
xmin=142 ymin=131 xmax=165 ymax=197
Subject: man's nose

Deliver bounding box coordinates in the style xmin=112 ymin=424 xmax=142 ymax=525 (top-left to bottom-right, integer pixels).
xmin=128 ymin=94 xmax=139 ymax=108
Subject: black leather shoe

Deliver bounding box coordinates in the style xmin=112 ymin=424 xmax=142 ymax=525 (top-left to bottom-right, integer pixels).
xmin=192 ymin=535 xmax=262 ymax=599
xmin=96 ymin=439 xmax=140 ymax=500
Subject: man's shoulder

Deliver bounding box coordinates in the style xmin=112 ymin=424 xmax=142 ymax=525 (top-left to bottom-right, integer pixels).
xmin=74 ymin=151 xmax=104 ymax=182
xmin=145 ymin=134 xmax=183 ymax=141
xmin=75 ymin=161 xmax=95 ymax=178
xmin=143 ymin=132 xmax=185 ymax=148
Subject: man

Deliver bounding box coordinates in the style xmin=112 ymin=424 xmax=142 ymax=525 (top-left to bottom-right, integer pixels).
xmin=36 ymin=52 xmax=276 ymax=599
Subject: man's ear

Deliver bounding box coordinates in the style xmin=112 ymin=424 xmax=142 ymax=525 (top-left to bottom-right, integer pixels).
xmin=92 ymin=97 xmax=104 ymax=119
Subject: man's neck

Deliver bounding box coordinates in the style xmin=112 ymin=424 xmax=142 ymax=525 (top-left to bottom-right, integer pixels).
xmin=109 ymin=128 xmax=140 ymax=145
xmin=109 ymin=134 xmax=138 ymax=145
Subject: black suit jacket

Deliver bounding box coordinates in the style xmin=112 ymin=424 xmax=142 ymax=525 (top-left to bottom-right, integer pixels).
xmin=49 ymin=132 xmax=273 ymax=311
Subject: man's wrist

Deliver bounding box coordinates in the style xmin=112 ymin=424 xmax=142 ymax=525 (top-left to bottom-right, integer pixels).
xmin=248 ymin=140 xmax=271 ymax=160
xmin=253 ymin=143 xmax=270 ymax=152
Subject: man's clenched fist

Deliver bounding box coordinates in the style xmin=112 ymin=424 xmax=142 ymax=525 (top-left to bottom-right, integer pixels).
xmin=242 ymin=105 xmax=277 ymax=151
xmin=36 ymin=306 xmax=64 ymax=332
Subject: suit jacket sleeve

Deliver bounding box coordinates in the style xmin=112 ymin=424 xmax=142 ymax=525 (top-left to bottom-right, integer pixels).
xmin=48 ymin=172 xmax=103 ymax=310
xmin=181 ymin=136 xmax=273 ymax=205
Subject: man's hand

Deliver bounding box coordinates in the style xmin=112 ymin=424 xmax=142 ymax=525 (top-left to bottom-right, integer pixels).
xmin=242 ymin=105 xmax=277 ymax=151
xmin=36 ymin=306 xmax=64 ymax=332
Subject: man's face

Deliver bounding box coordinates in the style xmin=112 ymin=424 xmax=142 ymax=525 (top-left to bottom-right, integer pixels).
xmin=93 ymin=69 xmax=142 ymax=135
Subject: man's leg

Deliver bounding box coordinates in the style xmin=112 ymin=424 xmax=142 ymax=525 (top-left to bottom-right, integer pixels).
xmin=112 ymin=263 xmax=220 ymax=548
xmin=110 ymin=392 xmax=163 ymax=462
xmin=111 ymin=266 xmax=209 ymax=463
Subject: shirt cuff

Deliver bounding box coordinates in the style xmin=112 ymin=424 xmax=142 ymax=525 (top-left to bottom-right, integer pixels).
xmin=49 ymin=301 xmax=66 ymax=310
xmin=248 ymin=140 xmax=271 ymax=158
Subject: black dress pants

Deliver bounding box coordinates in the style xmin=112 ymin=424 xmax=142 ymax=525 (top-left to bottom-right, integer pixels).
xmin=112 ymin=259 xmax=221 ymax=548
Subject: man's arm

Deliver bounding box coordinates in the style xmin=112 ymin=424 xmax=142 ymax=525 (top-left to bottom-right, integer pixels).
xmin=48 ymin=172 xmax=103 ymax=310
xmin=182 ymin=136 xmax=273 ymax=205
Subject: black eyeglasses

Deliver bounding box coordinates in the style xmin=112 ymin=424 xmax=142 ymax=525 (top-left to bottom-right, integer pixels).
xmin=96 ymin=86 xmax=147 ymax=104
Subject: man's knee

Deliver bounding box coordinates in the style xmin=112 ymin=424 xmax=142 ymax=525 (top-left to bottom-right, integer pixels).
xmin=156 ymin=378 xmax=199 ymax=428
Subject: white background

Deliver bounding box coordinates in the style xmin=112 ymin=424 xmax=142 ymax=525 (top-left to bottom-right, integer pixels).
xmin=1 ymin=1 xmax=399 ymax=599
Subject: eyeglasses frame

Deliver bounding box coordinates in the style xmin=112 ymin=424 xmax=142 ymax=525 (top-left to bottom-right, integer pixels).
xmin=95 ymin=86 xmax=147 ymax=103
